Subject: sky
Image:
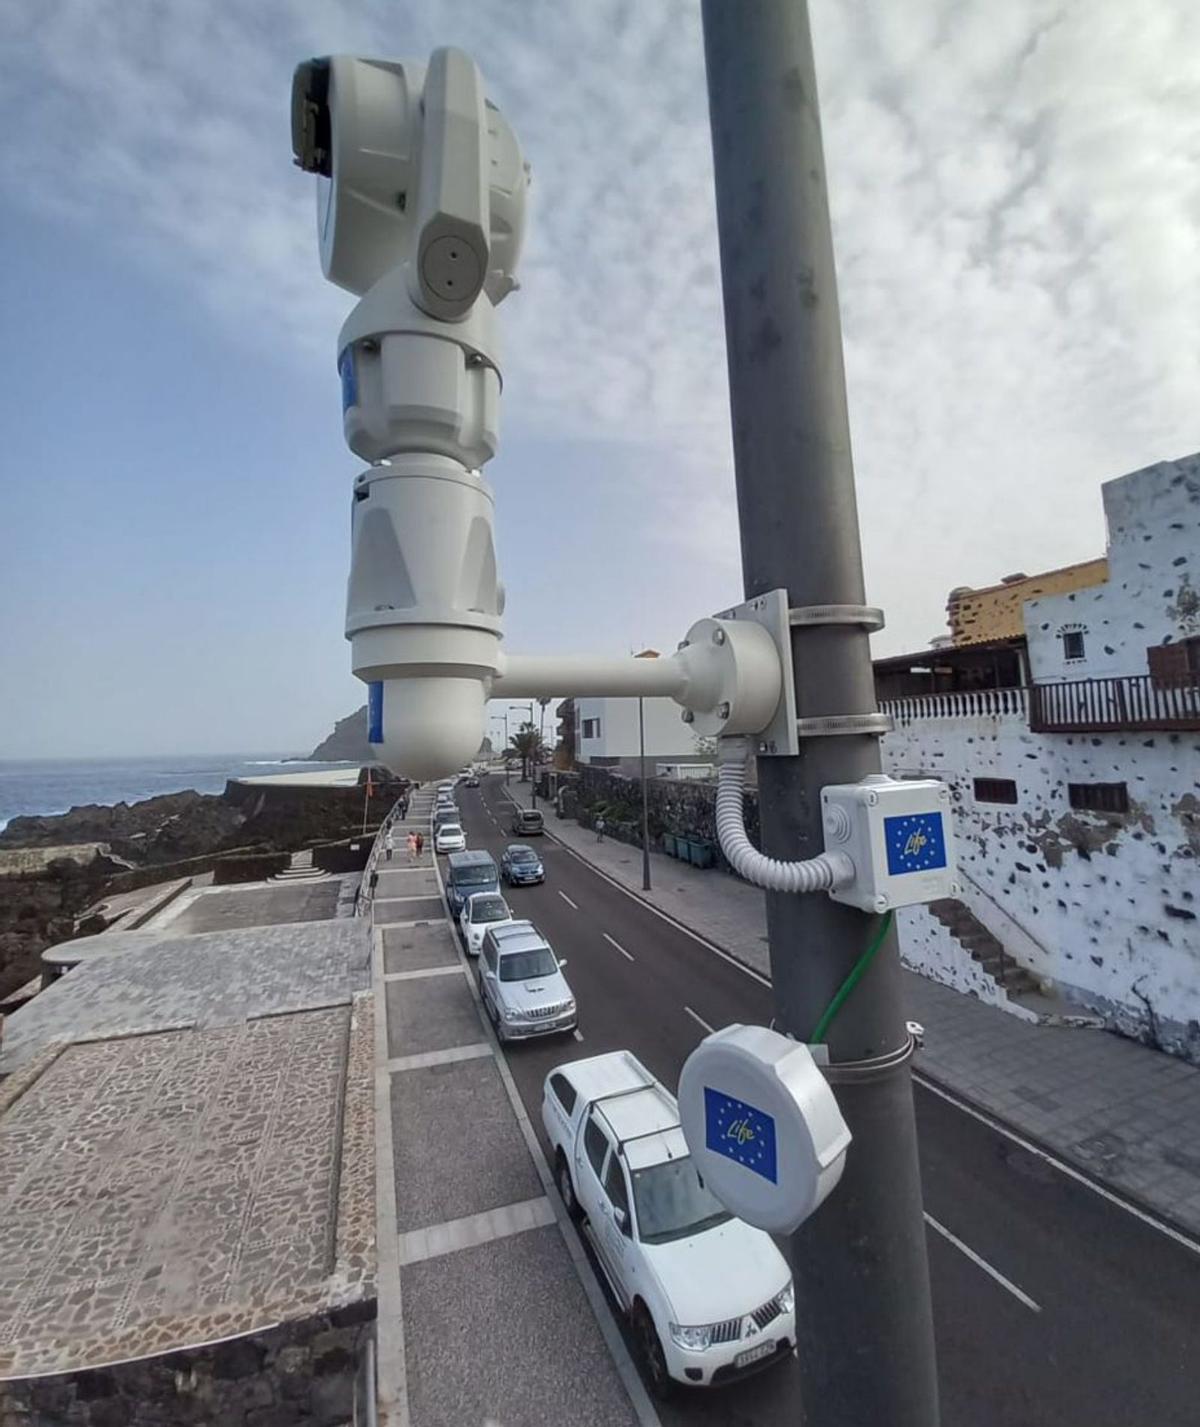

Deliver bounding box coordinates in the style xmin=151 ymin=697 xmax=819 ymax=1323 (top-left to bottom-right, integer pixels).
xmin=1 ymin=0 xmax=1197 ymax=758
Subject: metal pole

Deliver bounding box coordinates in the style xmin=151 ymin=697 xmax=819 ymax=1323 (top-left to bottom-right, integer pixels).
xmin=639 ymin=696 xmax=651 ymax=890
xmin=700 ymin=5 xmax=940 ymax=1425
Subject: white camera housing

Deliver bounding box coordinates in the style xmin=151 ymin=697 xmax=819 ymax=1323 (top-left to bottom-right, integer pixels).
xmin=678 ymin=1024 xmax=851 ymax=1235
xmin=821 ymin=775 xmax=959 ymax=913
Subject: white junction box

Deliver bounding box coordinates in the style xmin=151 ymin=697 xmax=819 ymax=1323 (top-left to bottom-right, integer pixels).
xmin=821 ymin=774 xmax=959 ymax=913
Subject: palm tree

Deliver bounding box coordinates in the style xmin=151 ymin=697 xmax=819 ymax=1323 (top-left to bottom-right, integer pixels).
xmin=506 ymin=722 xmax=543 ymax=781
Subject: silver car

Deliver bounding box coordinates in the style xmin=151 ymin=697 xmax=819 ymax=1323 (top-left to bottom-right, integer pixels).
xmin=478 ymin=921 xmax=577 ymax=1041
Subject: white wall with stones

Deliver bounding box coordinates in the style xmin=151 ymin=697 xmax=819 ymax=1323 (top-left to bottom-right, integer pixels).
xmin=1027 ymin=454 xmax=1200 ymax=683
xmin=884 ymin=711 xmax=1200 ymax=1060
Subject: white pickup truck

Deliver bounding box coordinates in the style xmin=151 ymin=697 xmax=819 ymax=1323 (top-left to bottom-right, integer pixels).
xmin=542 ymin=1050 xmax=795 ymax=1397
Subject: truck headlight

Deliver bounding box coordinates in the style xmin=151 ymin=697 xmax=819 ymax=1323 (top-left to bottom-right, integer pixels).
xmin=669 ymin=1322 xmax=712 ymax=1352
xmin=778 ymin=1280 xmax=795 ymax=1315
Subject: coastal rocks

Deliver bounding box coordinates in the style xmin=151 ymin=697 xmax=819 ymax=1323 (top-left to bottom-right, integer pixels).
xmin=306 ymin=707 xmax=371 ymax=763
xmin=0 ymin=848 xmax=126 ymax=1003
xmin=0 ymin=792 xmax=246 ymax=865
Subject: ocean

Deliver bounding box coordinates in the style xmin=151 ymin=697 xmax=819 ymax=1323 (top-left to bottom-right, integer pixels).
xmin=0 ymin=754 xmax=358 ymax=833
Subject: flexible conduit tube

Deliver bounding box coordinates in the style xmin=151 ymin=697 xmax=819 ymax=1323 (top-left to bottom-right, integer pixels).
xmin=716 ymin=737 xmax=854 ymax=894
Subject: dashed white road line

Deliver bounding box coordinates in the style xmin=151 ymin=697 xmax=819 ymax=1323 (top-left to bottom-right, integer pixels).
xmin=602 ymin=933 xmax=634 ymax=962
xmin=573 ymin=1028 xmax=585 ymax=1042
xmin=558 ymin=891 xmax=579 ymax=911
xmin=914 ymin=1073 xmax=1200 ymax=1258
xmin=924 ymin=1213 xmax=1041 ymax=1312
xmin=683 ymin=1005 xmax=715 ymax=1035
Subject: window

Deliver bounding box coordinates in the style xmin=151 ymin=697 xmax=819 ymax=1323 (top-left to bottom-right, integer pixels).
xmin=584 ymin=1116 xmax=609 ymax=1176
xmin=499 ymin=947 xmax=558 ymax=981
xmin=581 ymin=718 xmax=601 ymax=739
xmin=549 ymin=1073 xmax=577 ymax=1117
xmin=973 ymin=778 xmax=1018 ymax=805
xmin=1061 ymin=629 xmax=1086 ymax=661
xmin=603 ymin=1156 xmax=631 ymax=1225
xmin=1148 ymin=638 xmax=1200 ymax=688
xmin=1068 ymin=782 xmax=1129 ymax=815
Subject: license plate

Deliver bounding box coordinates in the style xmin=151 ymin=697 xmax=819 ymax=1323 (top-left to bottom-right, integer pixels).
xmin=735 ymin=1340 xmax=775 ymax=1369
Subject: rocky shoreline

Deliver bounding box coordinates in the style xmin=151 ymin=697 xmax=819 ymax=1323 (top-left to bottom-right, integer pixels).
xmin=0 ymin=781 xmax=383 ymax=1003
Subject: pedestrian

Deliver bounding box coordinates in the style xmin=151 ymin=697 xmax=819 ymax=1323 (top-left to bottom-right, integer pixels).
xmin=595 ymin=814 xmax=606 ymax=843
xmin=407 ymin=832 xmax=418 ymax=864
xmin=415 ymin=831 xmax=425 ymax=859
xmin=384 ymin=826 xmax=395 ymax=861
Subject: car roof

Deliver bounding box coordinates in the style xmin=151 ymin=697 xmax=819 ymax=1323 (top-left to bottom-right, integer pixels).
xmin=598 ymin=1085 xmax=680 ymax=1148
xmin=489 ymin=922 xmax=548 ymax=954
xmin=447 ymin=849 xmax=494 ymax=867
xmin=551 ymin=1052 xmax=664 ymax=1115
xmin=505 ymin=842 xmax=536 ymax=854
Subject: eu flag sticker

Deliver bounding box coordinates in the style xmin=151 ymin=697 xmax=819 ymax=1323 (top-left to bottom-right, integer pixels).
xmin=704 ymin=1087 xmax=778 ymax=1183
xmin=338 ymin=346 xmax=359 ymax=414
xmin=884 ymin=811 xmax=947 ymax=876
xmin=367 ymin=681 xmax=384 ymax=745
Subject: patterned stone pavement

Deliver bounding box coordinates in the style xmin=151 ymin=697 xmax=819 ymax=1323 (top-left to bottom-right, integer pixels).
xmin=0 ymin=919 xmax=370 ymax=1074
xmin=0 ymin=998 xmax=375 ymax=1378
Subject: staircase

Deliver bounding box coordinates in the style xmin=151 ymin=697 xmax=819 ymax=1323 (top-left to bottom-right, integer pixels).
xmin=927 ymin=899 xmax=1041 ymax=997
xmin=273 ymin=849 xmax=326 ymax=882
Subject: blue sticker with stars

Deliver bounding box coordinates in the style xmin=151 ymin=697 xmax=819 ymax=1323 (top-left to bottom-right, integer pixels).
xmin=884 ymin=811 xmax=947 ymax=876
xmin=338 ymin=347 xmax=358 ymax=413
xmin=704 ymin=1087 xmax=777 ymax=1183
xmin=367 ymin=682 xmax=384 ymax=744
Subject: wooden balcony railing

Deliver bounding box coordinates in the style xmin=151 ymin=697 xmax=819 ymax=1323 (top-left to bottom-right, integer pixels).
xmin=1029 ymin=673 xmax=1200 ymax=733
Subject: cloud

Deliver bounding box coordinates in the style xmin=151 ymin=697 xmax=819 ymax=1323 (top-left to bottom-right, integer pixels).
xmin=2 ymin=0 xmax=1198 ymax=659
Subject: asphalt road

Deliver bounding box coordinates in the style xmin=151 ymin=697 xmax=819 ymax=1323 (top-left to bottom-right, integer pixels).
xmin=450 ymin=775 xmax=1200 ymax=1426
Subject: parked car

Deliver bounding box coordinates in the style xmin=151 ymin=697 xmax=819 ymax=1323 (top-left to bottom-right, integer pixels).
xmin=510 ymin=807 xmax=545 ymax=836
xmin=464 ymin=773 xmax=480 ymax=788
xmin=458 ymin=891 xmax=515 ymax=957
xmin=445 ymin=849 xmax=500 ymax=916
xmin=478 ymin=922 xmax=576 ymax=1041
xmin=542 ymin=1051 xmax=794 ymax=1397
xmin=501 ymin=843 xmax=545 ymax=886
xmin=434 ymin=822 xmax=466 ymax=854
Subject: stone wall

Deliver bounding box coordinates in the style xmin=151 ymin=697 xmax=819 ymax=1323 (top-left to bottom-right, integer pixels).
xmin=568 ymin=765 xmax=760 ymax=864
xmin=0 ymin=1306 xmax=374 ymax=1427
xmin=884 ymin=711 xmax=1200 ymax=1060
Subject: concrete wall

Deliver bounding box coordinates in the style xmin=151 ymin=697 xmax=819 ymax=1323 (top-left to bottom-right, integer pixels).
xmin=1027 ymin=454 xmax=1200 ymax=682
xmin=884 ymin=709 xmax=1200 ymax=1060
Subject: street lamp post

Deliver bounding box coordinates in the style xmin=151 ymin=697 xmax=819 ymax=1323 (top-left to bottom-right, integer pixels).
xmin=639 ymin=696 xmax=651 ymax=891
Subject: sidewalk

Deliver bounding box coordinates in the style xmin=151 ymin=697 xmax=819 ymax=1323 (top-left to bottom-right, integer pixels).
xmin=364 ymin=785 xmax=654 ymax=1427
xmin=504 ymin=778 xmax=1200 ymax=1240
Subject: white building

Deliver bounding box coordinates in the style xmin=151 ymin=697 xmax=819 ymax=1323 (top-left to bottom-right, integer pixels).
xmin=573 ymin=695 xmax=710 ymax=775
xmin=877 ymin=453 xmax=1200 ymax=1061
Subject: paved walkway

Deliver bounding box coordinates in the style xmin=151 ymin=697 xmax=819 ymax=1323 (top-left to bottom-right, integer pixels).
xmin=364 ymin=786 xmax=655 ymax=1427
xmin=504 ymin=779 xmax=1200 ymax=1239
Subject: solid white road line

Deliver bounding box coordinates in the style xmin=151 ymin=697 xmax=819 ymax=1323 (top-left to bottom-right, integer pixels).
xmin=573 ymin=1028 xmax=585 ymax=1042
xmin=684 ymin=1005 xmax=716 ymax=1035
xmin=915 ymin=1073 xmax=1200 ymax=1258
xmin=603 ymin=933 xmax=635 ymax=962
xmin=924 ymin=1212 xmax=1041 ymax=1313
xmin=558 ymin=891 xmax=579 ymax=911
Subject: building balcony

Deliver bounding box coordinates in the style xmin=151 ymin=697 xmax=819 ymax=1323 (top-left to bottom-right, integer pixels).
xmin=880 ymin=686 xmax=1029 ymax=726
xmin=1029 ymin=673 xmax=1200 ymax=733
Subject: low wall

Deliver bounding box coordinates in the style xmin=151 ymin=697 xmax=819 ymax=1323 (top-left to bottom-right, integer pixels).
xmin=0 ymin=1304 xmax=374 ymax=1427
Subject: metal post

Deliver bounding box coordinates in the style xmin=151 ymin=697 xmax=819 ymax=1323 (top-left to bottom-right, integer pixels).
xmin=700 ymin=5 xmax=940 ymax=1425
xmin=639 ymin=696 xmax=651 ymax=890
